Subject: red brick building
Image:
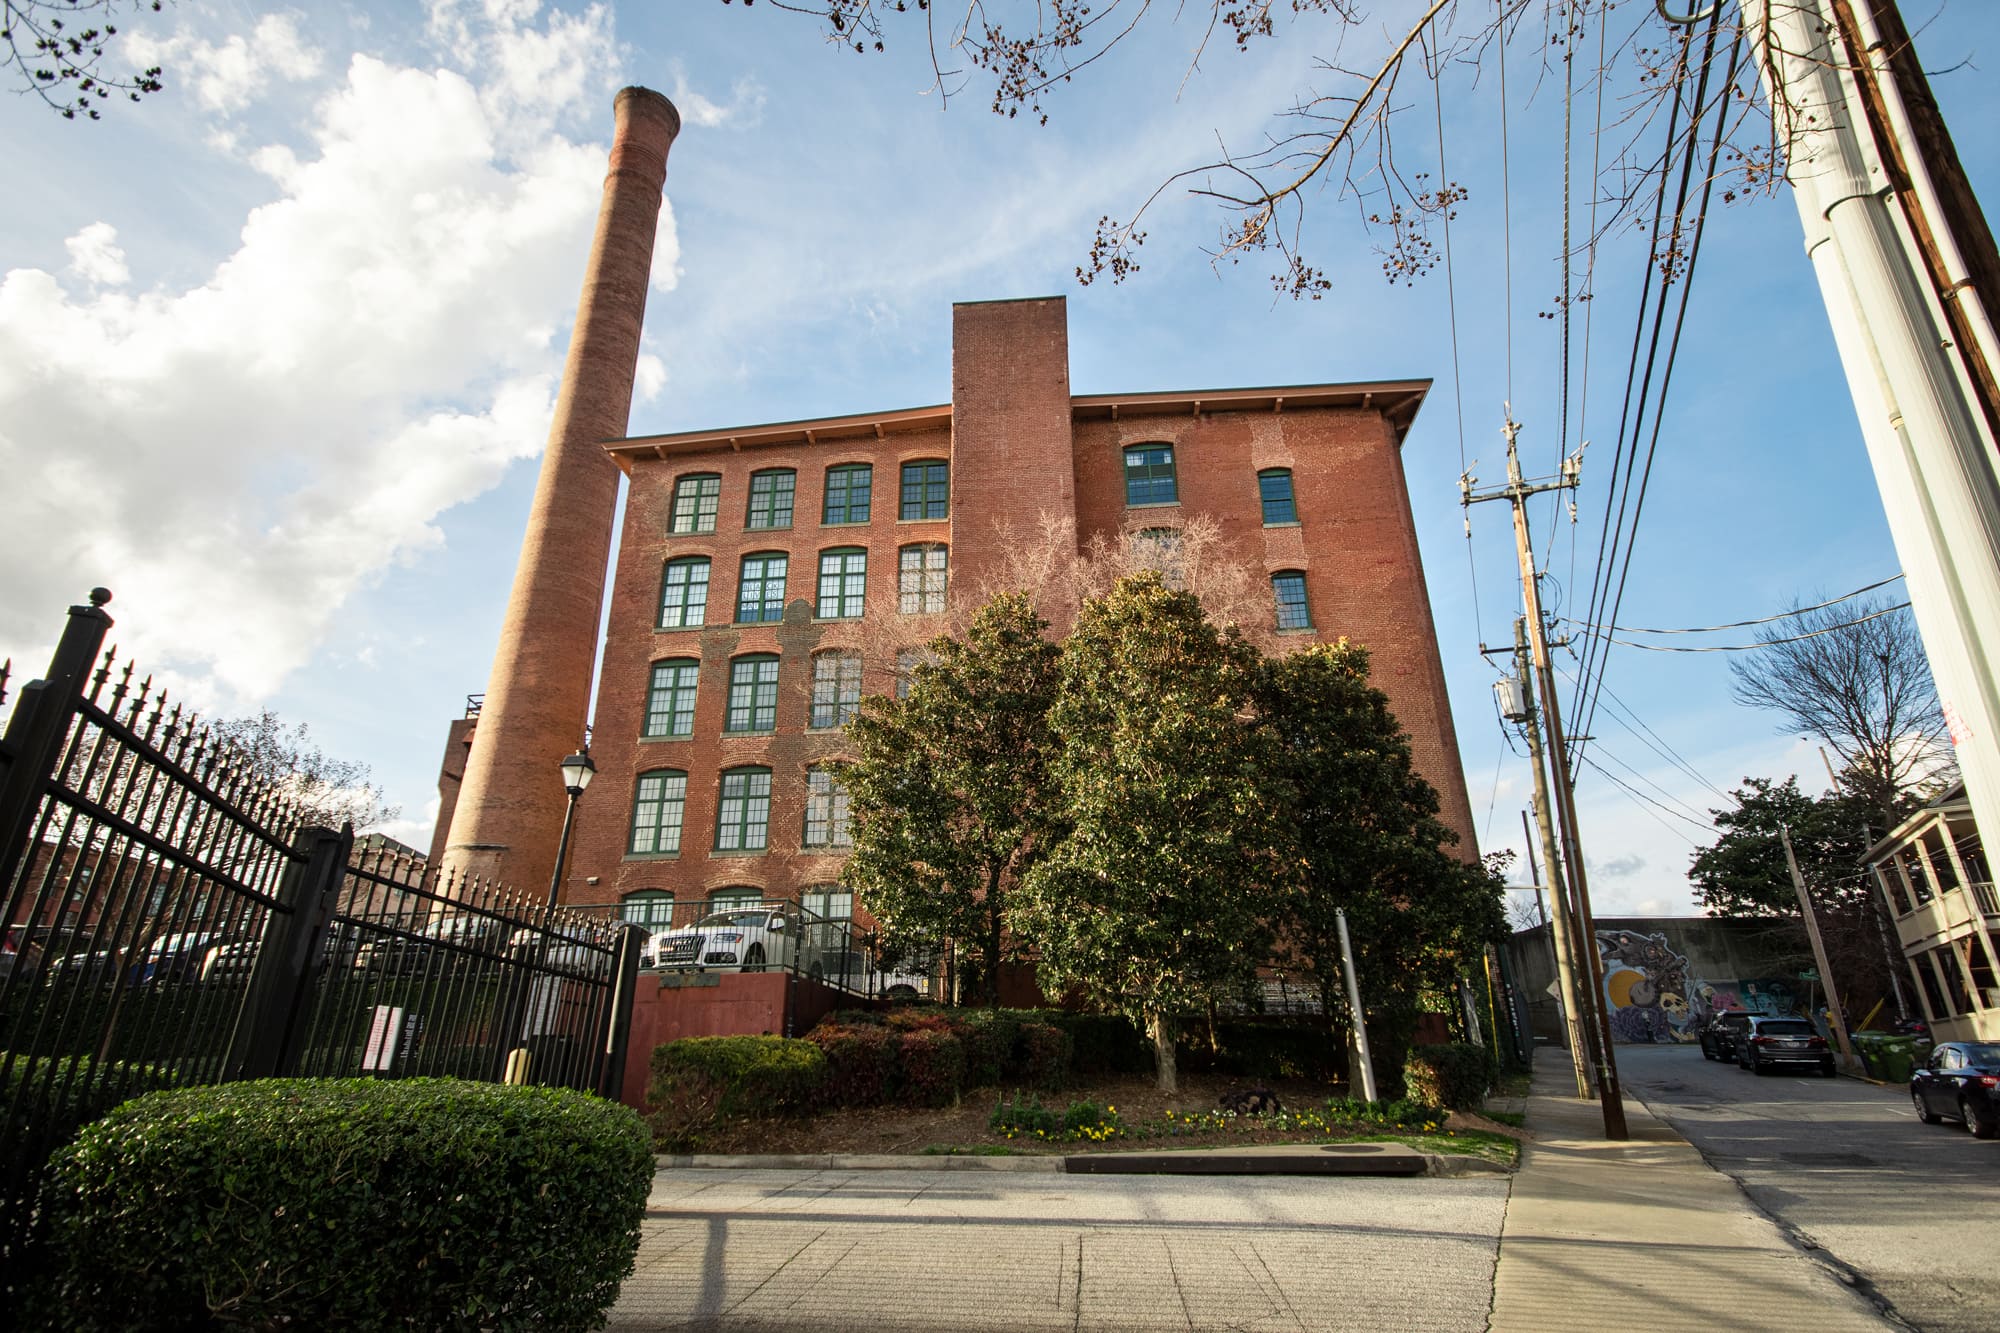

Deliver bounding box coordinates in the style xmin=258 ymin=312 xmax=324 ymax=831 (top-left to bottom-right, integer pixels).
xmin=556 ymin=296 xmax=1478 ymax=930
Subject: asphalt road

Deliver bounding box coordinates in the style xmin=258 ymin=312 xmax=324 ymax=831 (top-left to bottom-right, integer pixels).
xmin=610 ymin=1167 xmax=1509 ymax=1331
xmin=1617 ymin=1042 xmax=2000 ymax=1332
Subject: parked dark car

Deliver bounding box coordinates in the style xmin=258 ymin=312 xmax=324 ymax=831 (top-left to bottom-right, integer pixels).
xmin=1736 ymin=1014 xmax=1837 ymax=1076
xmin=1699 ymin=1011 xmax=1752 ymax=1061
xmin=354 ymin=914 xmax=510 ymax=974
xmin=1910 ymin=1041 xmax=2000 ymax=1139
xmin=135 ymin=931 xmax=237 ymax=985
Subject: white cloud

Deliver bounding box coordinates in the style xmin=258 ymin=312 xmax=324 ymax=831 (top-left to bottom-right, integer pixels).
xmin=127 ymin=13 xmax=324 ymax=115
xmin=0 ymin=7 xmax=634 ymax=706
xmin=670 ymin=71 xmax=767 ymax=129
xmin=64 ymin=223 xmax=129 ymax=286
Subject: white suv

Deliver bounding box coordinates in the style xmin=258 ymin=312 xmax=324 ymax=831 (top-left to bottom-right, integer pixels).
xmin=649 ymin=906 xmax=802 ymax=974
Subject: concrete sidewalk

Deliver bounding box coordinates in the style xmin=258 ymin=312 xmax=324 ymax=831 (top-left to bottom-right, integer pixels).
xmin=1489 ymin=1052 xmax=1892 ymax=1330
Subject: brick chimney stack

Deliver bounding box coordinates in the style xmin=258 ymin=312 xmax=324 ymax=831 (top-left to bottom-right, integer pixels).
xmin=442 ymin=86 xmax=681 ymax=894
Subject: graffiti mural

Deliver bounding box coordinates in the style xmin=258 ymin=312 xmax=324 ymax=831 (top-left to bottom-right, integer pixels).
xmin=1593 ymin=928 xmax=1808 ymax=1044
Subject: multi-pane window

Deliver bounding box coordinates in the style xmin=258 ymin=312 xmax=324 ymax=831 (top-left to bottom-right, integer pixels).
xmin=816 ymin=548 xmax=867 ymax=619
xmin=894 ymin=647 xmax=934 ymax=700
xmin=709 ymin=887 xmax=762 ymax=910
xmin=725 ymin=655 xmax=780 ymax=733
xmin=716 ymin=767 xmax=772 ymax=852
xmin=746 ymin=469 xmax=796 ymax=530
xmin=823 ymin=463 xmax=873 ymax=525
xmin=810 ymin=651 xmax=863 ymax=729
xmin=1272 ymin=571 xmax=1312 ymax=630
xmin=1124 ymin=444 xmax=1179 ymax=506
xmin=1258 ymin=469 xmax=1298 ymax=524
xmin=643 ymin=659 xmax=699 ymax=738
xmin=669 ymin=474 xmax=721 ymax=535
xmin=658 ymin=557 xmax=710 ymax=629
xmin=899 ymin=543 xmax=948 ymax=614
xmin=628 ymin=770 xmax=687 ymax=855
xmin=620 ymin=889 xmax=674 ymax=928
xmin=899 ymin=460 xmax=949 ymax=521
xmin=736 ymin=552 xmax=788 ymax=623
xmin=803 ymin=766 xmax=852 ymax=849
xmin=803 ymin=885 xmax=854 ymax=922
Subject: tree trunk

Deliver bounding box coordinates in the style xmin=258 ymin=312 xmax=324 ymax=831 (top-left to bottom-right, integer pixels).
xmin=1205 ymin=997 xmax=1220 ymax=1053
xmin=1149 ymin=1011 xmax=1178 ymax=1094
xmin=985 ymin=866 xmax=1005 ymax=1008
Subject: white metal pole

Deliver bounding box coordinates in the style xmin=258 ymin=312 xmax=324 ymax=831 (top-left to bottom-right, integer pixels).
xmin=1743 ymin=0 xmax=2000 ymax=882
xmin=1336 ymin=908 xmax=1379 ymax=1103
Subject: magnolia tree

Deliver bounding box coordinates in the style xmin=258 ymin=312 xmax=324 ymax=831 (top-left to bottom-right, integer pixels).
xmin=1014 ymin=573 xmax=1286 ymax=1092
xmin=1256 ymin=642 xmax=1507 ymax=1077
xmin=840 ymin=592 xmax=1062 ymax=1005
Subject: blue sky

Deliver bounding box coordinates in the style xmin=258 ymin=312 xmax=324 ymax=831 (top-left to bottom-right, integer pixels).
xmin=2 ymin=0 xmax=1994 ymax=917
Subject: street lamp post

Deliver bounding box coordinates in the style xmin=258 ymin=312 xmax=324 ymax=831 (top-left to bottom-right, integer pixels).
xmin=545 ymin=748 xmax=595 ymax=910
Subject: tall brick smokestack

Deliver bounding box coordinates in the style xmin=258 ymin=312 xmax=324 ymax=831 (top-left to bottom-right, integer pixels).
xmin=443 ymin=87 xmax=680 ymax=894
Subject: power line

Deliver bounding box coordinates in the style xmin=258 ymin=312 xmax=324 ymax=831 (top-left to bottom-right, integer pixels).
xmin=1601 ymin=601 xmax=1913 ymax=653
xmin=1575 ymin=752 xmax=1709 ymax=845
xmin=1429 ymin=30 xmax=1486 ymax=652
xmin=1586 ymin=740 xmax=1719 ymax=829
xmin=1557 ymin=661 xmax=1731 ymax=802
xmin=1564 ymin=573 xmax=1906 ymax=636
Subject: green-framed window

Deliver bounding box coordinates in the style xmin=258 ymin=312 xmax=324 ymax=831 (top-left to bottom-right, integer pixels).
xmin=1272 ymin=571 xmax=1312 ymax=630
xmin=746 ymin=469 xmax=796 ymax=530
xmin=823 ymin=463 xmax=873 ymax=524
xmin=658 ymin=557 xmax=710 ymax=629
xmin=708 ymin=887 xmax=762 ymax=910
xmin=725 ymin=655 xmax=780 ymax=733
xmin=1124 ymin=444 xmax=1178 ymax=506
xmin=898 ymin=543 xmax=947 ymax=614
xmin=816 ymin=548 xmax=867 ymax=619
xmin=893 ymin=647 xmax=934 ymax=700
xmin=803 ymin=885 xmax=853 ymax=922
xmin=803 ymin=766 xmax=851 ymax=849
xmin=669 ymin=473 xmax=721 ymax=535
xmin=628 ymin=770 xmax=688 ymax=855
xmin=715 ymin=767 xmax=772 ymax=852
xmin=810 ymin=651 xmax=863 ymax=729
xmin=643 ymin=659 xmax=699 ymax=739
xmin=620 ymin=889 xmax=675 ymax=928
xmin=899 ymin=460 xmax=949 ymax=521
xmin=1258 ymin=468 xmax=1298 ymax=524
xmin=736 ymin=552 xmax=788 ymax=623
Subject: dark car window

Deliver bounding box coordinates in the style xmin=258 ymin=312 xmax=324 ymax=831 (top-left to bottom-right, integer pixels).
xmin=1965 ymin=1043 xmax=2000 ymax=1065
xmin=1943 ymin=1047 xmax=1965 ymax=1070
xmin=1754 ymin=1019 xmax=1815 ymax=1036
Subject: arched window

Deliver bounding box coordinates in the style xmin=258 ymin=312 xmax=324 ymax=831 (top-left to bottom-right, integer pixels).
xmin=736 ymin=552 xmax=788 ymax=623
xmin=669 ymin=473 xmax=721 ymax=535
xmin=810 ymin=651 xmax=863 ymax=729
xmin=823 ymin=463 xmax=873 ymax=524
xmin=803 ymin=766 xmax=852 ymax=849
xmin=658 ymin=557 xmax=710 ymax=629
xmin=1272 ymin=570 xmax=1312 ymax=631
xmin=643 ymin=659 xmax=699 ymax=739
xmin=725 ymin=655 xmax=780 ymax=733
xmin=619 ymin=889 xmax=675 ymax=928
xmin=898 ymin=543 xmax=947 ymax=614
xmin=746 ymin=468 xmax=797 ymax=530
xmin=628 ymin=770 xmax=688 ymax=855
xmin=707 ymin=886 xmax=763 ymax=911
xmin=899 ymin=459 xmax=949 ymax=520
xmin=816 ymin=548 xmax=867 ymax=619
xmin=1124 ymin=444 xmax=1178 ymax=506
xmin=715 ymin=767 xmax=773 ymax=852
xmin=1258 ymin=468 xmax=1298 ymax=524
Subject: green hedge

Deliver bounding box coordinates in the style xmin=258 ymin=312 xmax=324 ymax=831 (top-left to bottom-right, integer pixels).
xmin=648 ymin=1036 xmax=827 ymax=1148
xmin=1403 ymin=1042 xmax=1491 ymax=1111
xmin=897 ymin=1029 xmax=966 ymax=1107
xmin=807 ymin=1020 xmax=902 ymax=1106
xmin=1042 ymin=1012 xmax=1151 ymax=1076
xmin=34 ymin=1078 xmax=652 ymax=1331
xmin=1198 ymin=1022 xmax=1340 ymax=1081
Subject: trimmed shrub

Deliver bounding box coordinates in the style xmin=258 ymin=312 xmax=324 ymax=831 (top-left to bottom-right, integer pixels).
xmin=1 ymin=1055 xmax=185 ymax=1319
xmin=988 ymin=1092 xmax=1058 ymax=1139
xmin=1403 ymin=1042 xmax=1492 ymax=1111
xmin=883 ymin=1008 xmax=955 ymax=1034
xmin=34 ymin=1078 xmax=652 ymax=1331
xmin=897 ymin=1029 xmax=966 ymax=1107
xmin=807 ymin=1020 xmax=901 ymax=1107
xmin=1044 ymin=1012 xmax=1151 ymax=1076
xmin=956 ymin=1010 xmax=1022 ymax=1088
xmin=1202 ymin=1022 xmax=1341 ymax=1081
xmin=1017 ymin=1021 xmax=1072 ymax=1091
xmin=648 ymin=1036 xmax=827 ymax=1147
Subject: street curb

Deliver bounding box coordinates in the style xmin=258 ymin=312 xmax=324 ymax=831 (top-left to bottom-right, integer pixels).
xmin=656 ymin=1148 xmax=1514 ymax=1177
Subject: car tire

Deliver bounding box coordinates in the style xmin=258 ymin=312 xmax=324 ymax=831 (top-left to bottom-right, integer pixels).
xmin=1749 ymin=1052 xmax=1765 ymax=1075
xmin=1821 ymin=1061 xmax=1837 ymax=1079
xmin=1701 ymin=1043 xmax=1715 ymax=1061
xmin=743 ymin=944 xmax=766 ymax=973
xmin=1961 ymin=1096 xmax=1998 ymax=1139
xmin=1913 ymin=1087 xmax=1941 ymax=1125
xmin=809 ymin=961 xmax=825 ymax=983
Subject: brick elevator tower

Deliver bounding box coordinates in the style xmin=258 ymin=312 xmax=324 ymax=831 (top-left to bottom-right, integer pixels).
xmin=442 ymin=86 xmax=681 ymax=893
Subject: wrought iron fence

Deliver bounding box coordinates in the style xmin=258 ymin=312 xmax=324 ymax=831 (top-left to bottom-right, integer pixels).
xmin=0 ymin=591 xmax=644 ymax=1291
xmin=589 ymin=895 xmax=940 ymax=1000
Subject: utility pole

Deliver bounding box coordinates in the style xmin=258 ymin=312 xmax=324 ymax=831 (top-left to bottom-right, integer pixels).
xmin=1498 ymin=619 xmax=1594 ymax=1098
xmin=1780 ymin=823 xmax=1862 ymax=1073
xmin=1465 ymin=414 xmax=1628 ymax=1139
xmin=1741 ymin=0 xmax=2000 ymax=904
xmin=1521 ymin=809 xmax=1547 ymax=928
